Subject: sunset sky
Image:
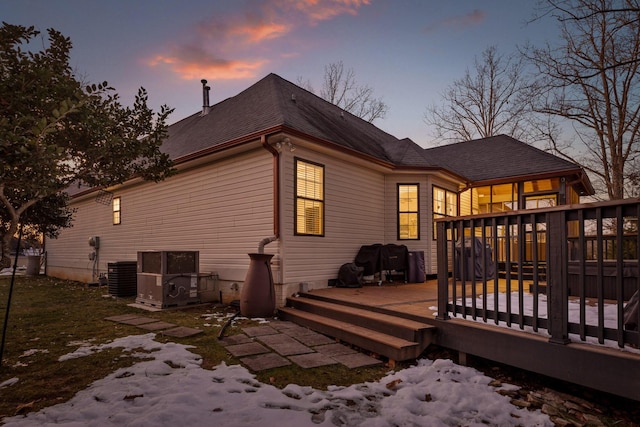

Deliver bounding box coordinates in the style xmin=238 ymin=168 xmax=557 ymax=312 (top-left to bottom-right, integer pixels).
xmin=2 ymin=0 xmax=558 ymax=147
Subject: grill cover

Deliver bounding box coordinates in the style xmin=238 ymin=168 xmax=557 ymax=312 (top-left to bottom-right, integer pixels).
xmin=381 ymin=244 xmax=408 ymax=271
xmin=354 ymin=243 xmax=409 ymax=277
xmin=337 ymin=263 xmax=364 ymax=288
xmin=455 ymin=237 xmax=495 ymax=280
xmin=354 ymin=244 xmax=383 ymax=276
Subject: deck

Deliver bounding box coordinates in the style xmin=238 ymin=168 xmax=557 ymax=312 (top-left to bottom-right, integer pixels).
xmin=282 ymin=279 xmax=640 ymax=402
xmin=281 ymin=199 xmax=640 ymax=401
xmin=299 ymin=279 xmax=528 ymax=320
xmin=301 ymin=281 xmax=440 ymax=320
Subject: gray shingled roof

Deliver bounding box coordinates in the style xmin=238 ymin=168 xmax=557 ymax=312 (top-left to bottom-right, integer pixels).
xmin=423 ymin=135 xmax=586 ymax=182
xmin=382 ymin=138 xmax=440 ymax=168
xmin=159 ymin=74 xmax=592 ymax=194
xmin=163 ymin=73 xmax=400 ymax=163
xmin=67 ymin=74 xmax=593 ymax=198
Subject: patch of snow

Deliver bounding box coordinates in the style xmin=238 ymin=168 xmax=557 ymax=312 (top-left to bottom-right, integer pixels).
xmin=3 ymin=334 xmax=552 ymax=426
xmin=18 ymin=349 xmax=49 ymax=358
xmin=0 ymin=378 xmax=19 ymax=389
xmin=445 ymin=292 xmax=640 ymax=354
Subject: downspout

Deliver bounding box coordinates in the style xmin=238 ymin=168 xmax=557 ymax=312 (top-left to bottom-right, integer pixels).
xmin=235 ymin=135 xmax=280 ymax=318
xmin=257 ymin=235 xmax=277 ymax=254
xmin=260 ymin=135 xmax=279 ymax=252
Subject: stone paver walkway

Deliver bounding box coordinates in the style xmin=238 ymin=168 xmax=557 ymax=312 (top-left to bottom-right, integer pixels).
xmin=220 ymin=320 xmax=381 ymax=371
xmin=104 ymin=314 xmax=203 ymax=338
xmin=105 ymin=315 xmax=381 ymax=372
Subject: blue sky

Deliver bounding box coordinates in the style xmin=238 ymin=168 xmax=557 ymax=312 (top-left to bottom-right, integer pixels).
xmin=2 ymin=0 xmax=558 ymax=147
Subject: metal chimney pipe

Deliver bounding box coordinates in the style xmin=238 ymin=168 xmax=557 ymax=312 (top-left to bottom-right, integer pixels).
xmin=201 ymin=79 xmax=210 ymax=115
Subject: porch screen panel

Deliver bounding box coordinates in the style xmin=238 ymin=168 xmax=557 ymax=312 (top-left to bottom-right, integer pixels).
xmin=398 ymin=184 xmax=419 ymax=239
xmin=295 ymin=159 xmax=324 ymax=236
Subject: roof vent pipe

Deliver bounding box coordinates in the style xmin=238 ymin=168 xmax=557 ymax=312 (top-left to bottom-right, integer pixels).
xmin=201 ymin=79 xmax=211 ymax=115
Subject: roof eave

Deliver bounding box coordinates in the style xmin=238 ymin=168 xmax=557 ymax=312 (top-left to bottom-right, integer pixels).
xmin=275 ymin=126 xmax=397 ymax=169
xmin=393 ymin=164 xmax=469 ymax=183
xmin=467 ymin=168 xmax=595 ymax=196
xmin=169 ymin=124 xmax=397 ymax=170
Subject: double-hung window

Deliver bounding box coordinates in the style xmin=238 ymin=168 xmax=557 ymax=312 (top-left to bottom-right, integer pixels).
xmin=398 ymin=184 xmax=419 ymax=240
xmin=433 ymin=186 xmax=457 ymax=239
xmin=112 ymin=196 xmax=121 ymax=225
xmin=295 ymin=158 xmax=324 ymax=236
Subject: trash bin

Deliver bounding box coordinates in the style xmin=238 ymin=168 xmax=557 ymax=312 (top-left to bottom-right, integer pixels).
xmin=26 ymin=255 xmax=41 ymax=276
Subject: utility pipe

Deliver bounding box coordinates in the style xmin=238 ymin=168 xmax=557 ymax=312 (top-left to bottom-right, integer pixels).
xmin=261 ymin=135 xmax=280 ymax=238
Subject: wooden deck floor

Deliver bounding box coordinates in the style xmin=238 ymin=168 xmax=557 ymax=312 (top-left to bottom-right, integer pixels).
xmin=303 ymin=280 xmax=440 ymax=320
xmin=302 ymin=278 xmax=535 ymax=321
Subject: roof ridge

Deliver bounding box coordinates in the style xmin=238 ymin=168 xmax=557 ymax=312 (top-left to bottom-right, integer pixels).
xmin=265 ymin=73 xmax=289 ymax=126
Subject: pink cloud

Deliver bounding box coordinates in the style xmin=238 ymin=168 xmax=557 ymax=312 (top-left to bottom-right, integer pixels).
xmin=147 ymin=46 xmax=267 ymax=80
xmin=147 ymin=0 xmax=371 ymax=80
xmin=195 ymin=9 xmax=293 ymax=46
xmin=228 ymin=21 xmax=291 ymax=44
xmin=285 ymin=0 xmax=371 ymax=24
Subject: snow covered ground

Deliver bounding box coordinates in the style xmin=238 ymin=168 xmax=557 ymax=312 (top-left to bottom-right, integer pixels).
xmin=0 ymin=333 xmax=552 ymax=426
xmin=442 ymin=292 xmax=639 ymax=354
xmin=1 ymin=286 xmax=635 ymax=426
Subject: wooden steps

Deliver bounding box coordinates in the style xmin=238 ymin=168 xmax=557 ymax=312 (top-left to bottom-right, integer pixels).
xmin=278 ymin=294 xmax=436 ymax=363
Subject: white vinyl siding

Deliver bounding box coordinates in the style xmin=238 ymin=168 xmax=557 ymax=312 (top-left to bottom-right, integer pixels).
xmin=281 ymin=146 xmax=386 ymax=286
xmin=46 ymin=137 xmax=466 ymax=290
xmin=46 ymin=148 xmax=275 ymax=282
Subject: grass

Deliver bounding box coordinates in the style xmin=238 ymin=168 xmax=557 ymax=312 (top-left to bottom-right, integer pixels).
xmin=0 ymin=275 xmax=393 ymax=420
xmin=2 ymin=275 xmax=640 ymax=425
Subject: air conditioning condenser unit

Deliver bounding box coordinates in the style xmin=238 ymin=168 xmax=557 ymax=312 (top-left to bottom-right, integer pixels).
xmin=136 ymin=251 xmax=200 ymax=308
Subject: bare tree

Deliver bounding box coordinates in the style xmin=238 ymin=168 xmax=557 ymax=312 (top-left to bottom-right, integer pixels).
xmin=533 ymin=0 xmax=640 ymax=77
xmin=424 ymin=46 xmax=542 ymax=144
xmin=527 ymin=0 xmax=640 ymax=199
xmin=298 ymin=61 xmax=388 ymax=123
xmin=628 ymin=158 xmax=640 ymax=197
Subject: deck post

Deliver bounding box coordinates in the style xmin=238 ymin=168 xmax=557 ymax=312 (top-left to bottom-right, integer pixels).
xmin=436 ymin=220 xmax=450 ymax=320
xmin=547 ymin=210 xmax=570 ymax=344
xmin=458 ymin=351 xmax=468 ymax=366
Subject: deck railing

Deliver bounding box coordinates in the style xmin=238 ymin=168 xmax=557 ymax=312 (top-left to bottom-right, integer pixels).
xmin=436 ymin=198 xmax=640 ymax=349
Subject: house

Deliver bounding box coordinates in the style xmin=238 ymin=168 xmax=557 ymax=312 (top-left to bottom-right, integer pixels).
xmin=45 ymin=73 xmax=594 ymax=307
